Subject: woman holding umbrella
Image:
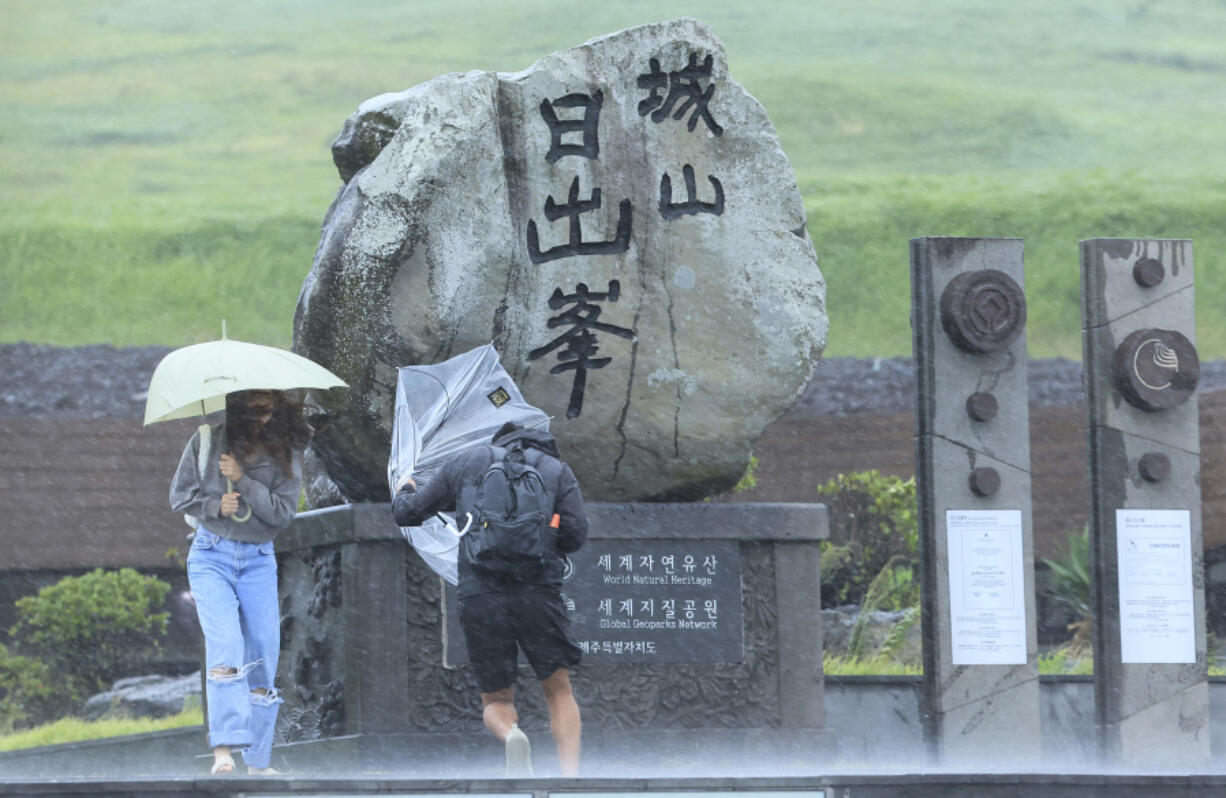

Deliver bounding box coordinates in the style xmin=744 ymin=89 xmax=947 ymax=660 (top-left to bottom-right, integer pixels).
xmin=169 ymin=388 xmax=311 ymax=775
xmin=148 ymin=326 xmax=343 ymax=773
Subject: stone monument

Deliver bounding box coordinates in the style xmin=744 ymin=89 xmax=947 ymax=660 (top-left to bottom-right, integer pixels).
xmin=1080 ymin=238 xmax=1209 ymax=766
xmin=293 ymin=17 xmax=826 ymax=505
xmin=270 ymin=19 xmax=831 ymax=776
xmin=910 ymin=237 xmax=1041 ymax=765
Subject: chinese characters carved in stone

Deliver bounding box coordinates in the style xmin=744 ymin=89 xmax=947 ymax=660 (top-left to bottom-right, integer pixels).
xmin=528 ymin=281 xmax=635 ymax=419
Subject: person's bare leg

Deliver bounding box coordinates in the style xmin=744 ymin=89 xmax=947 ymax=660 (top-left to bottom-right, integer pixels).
xmin=541 ymin=668 xmax=580 ymax=777
xmin=481 ymin=687 xmax=518 ymax=740
xmin=484 ymin=687 xmax=533 ymax=776
xmin=211 ymin=745 xmax=234 ymax=772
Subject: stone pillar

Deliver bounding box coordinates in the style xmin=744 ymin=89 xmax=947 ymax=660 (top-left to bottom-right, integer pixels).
xmin=276 ymin=503 xmax=412 ymax=741
xmin=775 ymin=539 xmax=824 ymax=728
xmin=1080 ymin=238 xmax=1209 ymax=766
xmin=911 ymin=237 xmax=1041 ymax=765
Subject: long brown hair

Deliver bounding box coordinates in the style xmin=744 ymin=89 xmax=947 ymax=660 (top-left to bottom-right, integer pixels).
xmin=225 ymin=390 xmax=312 ymax=476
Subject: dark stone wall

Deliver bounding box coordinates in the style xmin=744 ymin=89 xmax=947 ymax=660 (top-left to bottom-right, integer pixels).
xmin=272 ymin=502 xmax=826 ymax=746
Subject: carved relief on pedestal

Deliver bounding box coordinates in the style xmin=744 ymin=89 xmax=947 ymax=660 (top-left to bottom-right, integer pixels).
xmin=277 ymin=547 xmax=345 ymax=743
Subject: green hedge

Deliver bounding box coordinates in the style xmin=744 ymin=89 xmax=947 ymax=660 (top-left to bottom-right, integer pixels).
xmin=4 ymin=569 xmax=170 ymax=727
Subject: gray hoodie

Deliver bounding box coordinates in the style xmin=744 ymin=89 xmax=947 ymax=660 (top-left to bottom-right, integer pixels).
xmin=169 ymin=421 xmax=302 ymax=544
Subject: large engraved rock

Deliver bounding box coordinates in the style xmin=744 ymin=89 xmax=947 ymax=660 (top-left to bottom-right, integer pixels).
xmin=294 ymin=18 xmax=826 ymax=503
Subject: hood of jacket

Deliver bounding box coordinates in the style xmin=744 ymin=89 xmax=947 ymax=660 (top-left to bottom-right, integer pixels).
xmin=492 ymin=426 xmax=561 ymax=459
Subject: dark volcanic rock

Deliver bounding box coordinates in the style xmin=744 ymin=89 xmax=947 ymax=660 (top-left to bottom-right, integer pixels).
xmin=82 ymin=672 xmax=201 ymax=721
xmin=788 ymin=356 xmax=1226 ymax=418
xmin=0 ymin=343 xmax=172 ymax=419
xmin=4 ymin=344 xmax=1225 ymax=422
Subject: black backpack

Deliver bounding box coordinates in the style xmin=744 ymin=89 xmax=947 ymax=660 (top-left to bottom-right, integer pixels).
xmin=464 ymin=443 xmax=555 ymax=580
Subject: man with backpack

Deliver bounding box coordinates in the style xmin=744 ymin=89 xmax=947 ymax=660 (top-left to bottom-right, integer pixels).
xmin=392 ymin=422 xmax=588 ymax=778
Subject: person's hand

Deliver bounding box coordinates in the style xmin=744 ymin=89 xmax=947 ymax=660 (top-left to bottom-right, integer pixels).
xmin=219 ymin=492 xmax=242 ymax=517
xmin=395 ymin=475 xmax=417 ymax=492
xmin=219 ymin=453 xmax=243 ymax=483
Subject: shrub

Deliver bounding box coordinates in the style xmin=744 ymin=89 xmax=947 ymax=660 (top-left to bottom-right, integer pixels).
xmin=1037 ymin=648 xmax=1093 ymax=675
xmin=1041 ymin=526 xmax=1092 ymax=653
xmin=9 ymin=569 xmax=171 ymax=703
xmin=846 ymin=556 xmax=921 ymax=659
xmin=0 ymin=644 xmax=63 ymax=733
xmin=877 ymin=605 xmax=921 ymax=661
xmin=817 ymin=470 xmax=918 ymax=608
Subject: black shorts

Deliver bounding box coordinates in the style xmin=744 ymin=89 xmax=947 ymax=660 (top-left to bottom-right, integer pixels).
xmin=458 ymin=587 xmax=581 ymax=693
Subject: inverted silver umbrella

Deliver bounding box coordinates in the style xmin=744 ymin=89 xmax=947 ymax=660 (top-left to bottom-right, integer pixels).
xmin=389 ymin=343 xmax=549 ymax=584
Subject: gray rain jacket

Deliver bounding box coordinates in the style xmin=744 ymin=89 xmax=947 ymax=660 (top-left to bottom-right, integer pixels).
xmin=169 ymin=422 xmax=303 ymax=544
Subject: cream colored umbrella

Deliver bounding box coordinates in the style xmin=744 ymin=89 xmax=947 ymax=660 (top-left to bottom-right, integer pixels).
xmin=142 ymin=323 xmax=347 ymax=426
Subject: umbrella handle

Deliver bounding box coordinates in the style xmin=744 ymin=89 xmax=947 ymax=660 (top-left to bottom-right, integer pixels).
xmin=228 ymin=477 xmax=252 ymax=523
xmin=434 ymin=512 xmax=473 ymax=538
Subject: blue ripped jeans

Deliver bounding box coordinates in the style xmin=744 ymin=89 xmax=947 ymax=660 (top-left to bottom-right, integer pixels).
xmin=186 ymin=528 xmax=282 ymax=768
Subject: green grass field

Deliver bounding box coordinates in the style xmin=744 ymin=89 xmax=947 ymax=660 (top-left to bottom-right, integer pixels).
xmin=3 ymin=0 xmax=1225 ymax=357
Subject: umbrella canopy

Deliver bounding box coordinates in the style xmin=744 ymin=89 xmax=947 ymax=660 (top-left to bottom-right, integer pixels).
xmin=143 ymin=331 xmax=347 ymax=425
xmin=389 ymin=343 xmax=549 ymax=584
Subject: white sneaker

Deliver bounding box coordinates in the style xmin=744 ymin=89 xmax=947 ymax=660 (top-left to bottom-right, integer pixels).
xmin=505 ymin=724 xmax=534 ymax=778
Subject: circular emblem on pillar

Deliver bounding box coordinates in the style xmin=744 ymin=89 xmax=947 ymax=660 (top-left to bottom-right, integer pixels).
xmin=1112 ymin=328 xmax=1199 ymax=411
xmin=1133 ymin=258 xmax=1165 ymax=288
xmin=965 ymin=391 xmax=999 ymax=422
xmin=939 ymin=270 xmax=1027 ymax=354
xmin=969 ymin=467 xmax=1001 ymax=497
xmin=1138 ymin=452 xmax=1171 ymax=483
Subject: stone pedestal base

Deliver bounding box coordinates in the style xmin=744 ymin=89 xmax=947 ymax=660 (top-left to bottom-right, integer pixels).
xmin=270 ymin=501 xmax=829 ymax=772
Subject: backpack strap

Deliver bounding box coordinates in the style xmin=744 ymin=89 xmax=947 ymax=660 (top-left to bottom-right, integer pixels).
xmin=196 ymin=424 xmax=211 ymax=478
xmin=483 ymin=444 xmax=506 ymax=472
xmin=184 ymin=424 xmax=211 ymax=533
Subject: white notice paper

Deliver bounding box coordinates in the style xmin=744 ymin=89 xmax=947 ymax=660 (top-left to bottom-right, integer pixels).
xmin=1116 ymin=509 xmax=1196 ymax=664
xmin=946 ymin=509 xmax=1027 ymax=665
